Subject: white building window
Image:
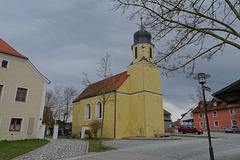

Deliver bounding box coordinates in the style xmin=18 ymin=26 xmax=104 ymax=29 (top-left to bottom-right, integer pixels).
xmin=200 ymin=122 xmax=204 ymax=128
xmin=232 ymin=119 xmax=237 ymax=126
xmin=15 ymin=87 xmax=28 ymax=102
xmin=212 ymin=111 xmax=217 ymax=117
xmin=1 ymin=60 xmax=8 ymax=68
xmin=9 ymin=118 xmax=23 ymax=131
xmin=229 ymin=109 xmax=235 ymax=115
xmin=214 ymin=121 xmax=219 ymax=127
xmin=85 ymin=103 xmax=91 ymax=120
xmin=96 ymin=101 xmax=102 ymax=119
xmin=213 ymin=101 xmax=217 ymax=107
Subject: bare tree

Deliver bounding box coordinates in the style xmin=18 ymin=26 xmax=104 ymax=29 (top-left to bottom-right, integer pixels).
xmin=45 ymin=84 xmax=78 ymax=124
xmin=113 ymin=0 xmax=240 ymax=75
xmin=62 ymin=84 xmax=78 ymax=123
xmin=98 ymin=53 xmax=112 ymax=145
xmin=82 ymin=72 xmax=91 ymax=88
xmin=82 ymin=52 xmax=112 ymax=145
xmin=189 ymin=86 xmax=212 ymax=103
xmin=188 ymin=86 xmax=203 ymax=103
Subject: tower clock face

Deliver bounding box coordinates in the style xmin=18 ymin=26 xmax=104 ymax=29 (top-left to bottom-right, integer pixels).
xmin=140 ymin=44 xmax=146 ymax=50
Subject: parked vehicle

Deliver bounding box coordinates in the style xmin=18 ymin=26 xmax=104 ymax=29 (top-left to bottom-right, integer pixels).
xmin=178 ymin=125 xmax=203 ymax=135
xmin=224 ymin=126 xmax=240 ymax=133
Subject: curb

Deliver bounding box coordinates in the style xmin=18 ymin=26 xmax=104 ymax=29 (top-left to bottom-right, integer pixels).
xmin=122 ymin=137 xmax=181 ymax=140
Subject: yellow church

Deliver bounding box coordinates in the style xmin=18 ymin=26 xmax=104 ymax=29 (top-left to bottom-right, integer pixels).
xmin=72 ymin=22 xmax=164 ymax=139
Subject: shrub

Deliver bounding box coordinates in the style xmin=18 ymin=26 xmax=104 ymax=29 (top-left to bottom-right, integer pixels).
xmin=89 ymin=120 xmax=102 ymax=139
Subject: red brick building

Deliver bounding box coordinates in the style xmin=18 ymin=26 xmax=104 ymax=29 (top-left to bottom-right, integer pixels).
xmin=192 ymin=98 xmax=240 ymax=130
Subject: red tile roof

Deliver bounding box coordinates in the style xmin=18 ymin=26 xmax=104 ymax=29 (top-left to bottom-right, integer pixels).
xmin=0 ymin=38 xmax=28 ymax=59
xmin=73 ymin=71 xmax=128 ymax=103
xmin=192 ymin=98 xmax=239 ymax=113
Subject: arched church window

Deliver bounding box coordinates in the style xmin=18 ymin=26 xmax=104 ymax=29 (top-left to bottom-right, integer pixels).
xmin=85 ymin=103 xmax=91 ymax=120
xmin=135 ymin=47 xmax=138 ymax=59
xmin=149 ymin=46 xmax=152 ymax=58
xmin=96 ymin=101 xmax=102 ymax=119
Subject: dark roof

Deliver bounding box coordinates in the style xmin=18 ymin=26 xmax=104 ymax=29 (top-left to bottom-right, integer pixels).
xmin=164 ymin=109 xmax=171 ymax=115
xmin=212 ymin=79 xmax=240 ymax=104
xmin=133 ymin=25 xmax=152 ymax=45
xmin=73 ymin=71 xmax=129 ymax=103
xmin=192 ymin=98 xmax=239 ymax=113
xmin=0 ymin=38 xmax=28 ymax=59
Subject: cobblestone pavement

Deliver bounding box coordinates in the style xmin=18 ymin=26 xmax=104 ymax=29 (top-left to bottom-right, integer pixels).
xmin=12 ymin=138 xmax=89 ymax=160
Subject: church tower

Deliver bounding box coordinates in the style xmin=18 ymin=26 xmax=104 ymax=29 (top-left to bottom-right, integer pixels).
xmin=131 ymin=17 xmax=155 ymax=64
xmin=122 ymin=18 xmax=165 ymax=137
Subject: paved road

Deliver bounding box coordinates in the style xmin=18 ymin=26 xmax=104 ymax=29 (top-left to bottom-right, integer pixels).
xmin=103 ymin=132 xmax=240 ymax=160
xmin=67 ymin=131 xmax=240 ymax=160
xmin=13 ymin=132 xmax=240 ymax=160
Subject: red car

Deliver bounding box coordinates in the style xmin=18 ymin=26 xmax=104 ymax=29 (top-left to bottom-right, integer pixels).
xmin=178 ymin=125 xmax=203 ymax=135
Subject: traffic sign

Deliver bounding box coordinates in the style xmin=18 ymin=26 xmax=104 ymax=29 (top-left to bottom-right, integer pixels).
xmin=203 ymin=86 xmax=211 ymax=92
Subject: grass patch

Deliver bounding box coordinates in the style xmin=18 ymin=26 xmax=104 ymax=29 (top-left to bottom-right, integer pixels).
xmin=87 ymin=139 xmax=115 ymax=152
xmin=171 ymin=134 xmax=218 ymax=138
xmin=0 ymin=139 xmax=49 ymax=160
xmin=45 ymin=135 xmax=67 ymax=139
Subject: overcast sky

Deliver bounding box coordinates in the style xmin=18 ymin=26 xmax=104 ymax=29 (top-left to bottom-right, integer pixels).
xmin=1 ymin=1 xmax=239 ymax=121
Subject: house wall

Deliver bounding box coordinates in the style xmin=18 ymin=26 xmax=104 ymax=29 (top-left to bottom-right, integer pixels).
xmin=193 ymin=107 xmax=240 ymax=130
xmin=72 ymin=94 xmax=116 ymax=139
xmin=0 ymin=53 xmax=46 ymax=140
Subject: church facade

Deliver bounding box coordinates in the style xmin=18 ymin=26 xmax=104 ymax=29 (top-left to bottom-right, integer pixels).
xmin=72 ymin=23 xmax=164 ymax=139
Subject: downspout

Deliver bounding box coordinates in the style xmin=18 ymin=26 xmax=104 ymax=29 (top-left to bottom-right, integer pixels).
xmin=114 ymin=90 xmax=117 ymax=139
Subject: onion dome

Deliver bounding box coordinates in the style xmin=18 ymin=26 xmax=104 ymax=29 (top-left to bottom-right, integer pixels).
xmin=133 ymin=17 xmax=152 ymax=45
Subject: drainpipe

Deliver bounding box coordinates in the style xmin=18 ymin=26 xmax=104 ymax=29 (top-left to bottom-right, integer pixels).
xmin=114 ymin=90 xmax=117 ymax=139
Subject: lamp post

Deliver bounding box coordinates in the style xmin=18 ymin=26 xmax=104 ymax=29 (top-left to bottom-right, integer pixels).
xmin=193 ymin=73 xmax=214 ymax=160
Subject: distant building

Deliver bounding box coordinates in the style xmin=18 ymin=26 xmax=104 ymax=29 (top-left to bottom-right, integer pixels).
xmin=164 ymin=109 xmax=172 ymax=132
xmin=180 ymin=108 xmax=194 ymax=125
xmin=192 ymin=98 xmax=240 ymax=130
xmin=0 ymin=38 xmax=50 ymax=140
xmin=172 ymin=119 xmax=180 ymax=129
xmin=72 ymin=22 xmax=165 ymax=139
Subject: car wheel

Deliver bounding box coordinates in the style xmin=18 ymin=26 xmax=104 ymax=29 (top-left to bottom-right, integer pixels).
xmin=180 ymin=131 xmax=184 ymax=134
xmin=195 ymin=132 xmax=199 ymax=135
xmin=233 ymin=130 xmax=235 ymax=133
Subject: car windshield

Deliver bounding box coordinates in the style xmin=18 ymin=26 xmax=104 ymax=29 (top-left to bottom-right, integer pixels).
xmin=226 ymin=126 xmax=231 ymax=128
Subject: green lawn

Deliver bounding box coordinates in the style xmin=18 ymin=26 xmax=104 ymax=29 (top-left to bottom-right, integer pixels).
xmin=0 ymin=139 xmax=49 ymax=160
xmin=87 ymin=139 xmax=116 ymax=152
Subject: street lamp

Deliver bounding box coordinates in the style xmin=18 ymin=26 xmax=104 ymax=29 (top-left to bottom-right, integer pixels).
xmin=193 ymin=73 xmax=214 ymax=160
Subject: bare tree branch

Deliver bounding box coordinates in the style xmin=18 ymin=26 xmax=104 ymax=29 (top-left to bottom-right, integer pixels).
xmin=113 ymin=0 xmax=240 ymax=75
xmin=45 ymin=84 xmax=78 ymax=124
